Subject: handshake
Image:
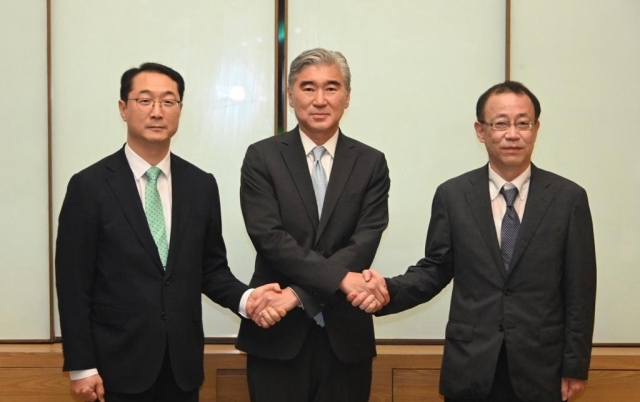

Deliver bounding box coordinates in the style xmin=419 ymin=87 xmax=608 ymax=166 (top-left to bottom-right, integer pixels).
xmin=246 ymin=269 xmax=388 ymax=328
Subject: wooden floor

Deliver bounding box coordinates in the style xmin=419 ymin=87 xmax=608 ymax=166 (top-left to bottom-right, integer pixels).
xmin=1 ymin=344 xmax=639 ymax=401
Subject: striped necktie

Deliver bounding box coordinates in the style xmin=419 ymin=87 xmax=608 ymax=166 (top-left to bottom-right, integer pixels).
xmin=500 ymin=186 xmax=520 ymax=271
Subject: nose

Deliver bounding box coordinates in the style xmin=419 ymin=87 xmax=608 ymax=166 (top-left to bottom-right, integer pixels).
xmin=150 ymin=101 xmax=164 ymax=117
xmin=504 ymin=125 xmax=520 ymax=139
xmin=312 ymin=90 xmax=327 ymax=106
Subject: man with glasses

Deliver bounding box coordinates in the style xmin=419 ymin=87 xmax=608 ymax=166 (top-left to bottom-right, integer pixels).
xmin=355 ymin=81 xmax=597 ymax=402
xmin=56 ymin=62 xmax=285 ymax=402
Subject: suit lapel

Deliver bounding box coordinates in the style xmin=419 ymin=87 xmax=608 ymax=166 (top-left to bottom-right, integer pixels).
xmin=105 ymin=149 xmax=164 ymax=272
xmin=316 ymin=133 xmax=356 ymax=240
xmin=279 ymin=129 xmax=320 ymax=230
xmin=464 ymin=166 xmax=506 ymax=279
xmin=509 ymin=164 xmax=553 ymax=272
xmin=166 ymin=154 xmax=192 ymax=275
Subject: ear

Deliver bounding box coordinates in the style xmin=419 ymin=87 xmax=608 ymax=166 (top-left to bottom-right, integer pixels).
xmin=118 ymin=99 xmax=127 ymax=122
xmin=530 ymin=119 xmax=540 ymax=142
xmin=474 ymin=121 xmax=486 ymax=143
xmin=344 ymin=89 xmax=351 ymax=109
xmin=287 ymin=88 xmax=294 ymax=108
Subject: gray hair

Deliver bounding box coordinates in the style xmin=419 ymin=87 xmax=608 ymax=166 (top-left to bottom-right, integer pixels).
xmin=288 ymin=48 xmax=351 ymax=92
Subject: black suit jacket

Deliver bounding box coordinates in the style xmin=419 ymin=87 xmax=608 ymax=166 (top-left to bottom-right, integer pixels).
xmin=380 ymin=164 xmax=596 ymax=402
xmin=235 ymin=128 xmax=390 ymax=363
xmin=55 ymin=148 xmax=249 ymax=393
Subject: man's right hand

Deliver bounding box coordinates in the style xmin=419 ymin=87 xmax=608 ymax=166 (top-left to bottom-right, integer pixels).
xmin=70 ymin=374 xmax=104 ymax=402
xmin=252 ymin=287 xmax=300 ymax=328
xmin=247 ymin=284 xmax=300 ymax=328
xmin=246 ymin=283 xmax=283 ymax=318
xmin=340 ymin=270 xmax=389 ymax=313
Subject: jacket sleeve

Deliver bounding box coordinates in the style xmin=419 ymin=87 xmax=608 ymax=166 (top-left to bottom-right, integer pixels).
xmin=380 ymin=185 xmax=454 ymax=315
xmin=201 ymin=174 xmax=250 ymax=312
xmin=561 ymin=187 xmax=597 ymax=379
xmin=55 ymin=174 xmax=99 ymax=371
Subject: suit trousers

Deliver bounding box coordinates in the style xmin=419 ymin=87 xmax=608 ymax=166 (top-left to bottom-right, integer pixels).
xmin=247 ymin=324 xmax=372 ymax=402
xmin=104 ymin=348 xmax=199 ymax=402
xmin=445 ymin=342 xmax=523 ymax=402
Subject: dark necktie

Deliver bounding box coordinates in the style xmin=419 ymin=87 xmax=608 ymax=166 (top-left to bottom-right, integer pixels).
xmin=500 ymin=186 xmax=520 ymax=271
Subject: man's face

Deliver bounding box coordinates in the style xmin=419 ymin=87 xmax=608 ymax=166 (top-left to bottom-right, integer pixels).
xmin=288 ymin=64 xmax=350 ymax=142
xmin=474 ymin=92 xmax=539 ymax=179
xmin=118 ymin=71 xmax=182 ymax=149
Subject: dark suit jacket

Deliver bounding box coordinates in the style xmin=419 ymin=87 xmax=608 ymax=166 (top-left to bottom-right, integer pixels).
xmin=235 ymin=127 xmax=390 ymax=363
xmin=380 ymin=164 xmax=596 ymax=402
xmin=55 ymin=148 xmax=249 ymax=394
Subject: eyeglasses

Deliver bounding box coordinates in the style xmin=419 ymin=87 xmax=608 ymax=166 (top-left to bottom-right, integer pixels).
xmin=128 ymin=98 xmax=181 ymax=114
xmin=480 ymin=120 xmax=536 ymax=132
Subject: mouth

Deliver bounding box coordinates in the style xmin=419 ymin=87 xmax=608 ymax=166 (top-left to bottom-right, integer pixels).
xmin=147 ymin=126 xmax=166 ymax=130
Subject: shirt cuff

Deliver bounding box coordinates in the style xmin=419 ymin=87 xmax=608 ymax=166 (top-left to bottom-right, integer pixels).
xmin=288 ymin=287 xmax=304 ymax=309
xmin=238 ymin=288 xmax=253 ymax=318
xmin=70 ymin=368 xmax=99 ymax=381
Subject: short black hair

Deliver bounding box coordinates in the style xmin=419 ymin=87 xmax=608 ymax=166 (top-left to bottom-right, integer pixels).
xmin=476 ymin=81 xmax=541 ymax=122
xmin=120 ymin=62 xmax=185 ymax=102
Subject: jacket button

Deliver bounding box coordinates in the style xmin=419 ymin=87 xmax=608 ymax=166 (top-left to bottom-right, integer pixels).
xmin=503 ymin=289 xmax=511 ymax=296
xmin=499 ymin=324 xmax=504 ymax=332
xmin=161 ymin=311 xmax=167 ymax=320
xmin=165 ymin=279 xmax=171 ymax=286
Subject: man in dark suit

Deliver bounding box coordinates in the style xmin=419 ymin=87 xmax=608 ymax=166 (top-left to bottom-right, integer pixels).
xmin=235 ymin=48 xmax=391 ymax=402
xmin=356 ymin=81 xmax=597 ymax=402
xmin=55 ymin=62 xmax=285 ymax=402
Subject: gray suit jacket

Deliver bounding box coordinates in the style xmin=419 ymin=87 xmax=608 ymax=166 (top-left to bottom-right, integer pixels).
xmin=380 ymin=164 xmax=596 ymax=402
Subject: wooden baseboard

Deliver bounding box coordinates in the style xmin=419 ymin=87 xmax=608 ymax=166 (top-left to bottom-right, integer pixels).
xmin=1 ymin=344 xmax=639 ymax=401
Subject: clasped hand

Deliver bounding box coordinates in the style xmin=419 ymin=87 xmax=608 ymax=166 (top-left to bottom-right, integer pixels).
xmin=341 ymin=269 xmax=389 ymax=313
xmin=246 ymin=284 xmax=299 ymax=328
xmin=247 ymin=268 xmax=388 ymax=328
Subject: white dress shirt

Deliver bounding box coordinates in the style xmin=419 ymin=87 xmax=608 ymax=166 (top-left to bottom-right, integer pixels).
xmin=125 ymin=144 xmax=173 ymax=242
xmin=300 ymin=129 xmax=338 ymax=178
xmin=488 ymin=164 xmax=531 ymax=247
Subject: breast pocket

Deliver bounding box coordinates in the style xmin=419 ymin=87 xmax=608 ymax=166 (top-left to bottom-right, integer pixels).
xmin=339 ymin=193 xmax=362 ymax=205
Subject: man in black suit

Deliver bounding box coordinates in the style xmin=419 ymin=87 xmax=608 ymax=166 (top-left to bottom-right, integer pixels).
xmin=235 ymin=48 xmax=390 ymax=402
xmin=356 ymin=81 xmax=597 ymax=402
xmin=55 ymin=62 xmax=284 ymax=402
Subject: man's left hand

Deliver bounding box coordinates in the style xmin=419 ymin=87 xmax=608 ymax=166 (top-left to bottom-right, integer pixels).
xmin=561 ymin=377 xmax=586 ymax=401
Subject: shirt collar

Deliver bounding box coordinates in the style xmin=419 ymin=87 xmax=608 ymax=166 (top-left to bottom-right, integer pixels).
xmin=299 ymin=128 xmax=339 ymax=159
xmin=488 ymin=164 xmax=531 ymax=201
xmin=124 ymin=143 xmax=172 ymax=181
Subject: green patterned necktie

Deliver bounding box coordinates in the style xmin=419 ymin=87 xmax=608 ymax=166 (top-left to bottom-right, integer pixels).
xmin=145 ymin=167 xmax=168 ymax=268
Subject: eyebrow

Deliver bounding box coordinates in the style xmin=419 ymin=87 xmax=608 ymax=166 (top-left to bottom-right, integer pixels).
xmin=136 ymin=89 xmax=178 ymax=99
xmin=492 ymin=112 xmax=532 ymax=120
xmin=298 ymin=80 xmax=343 ymax=87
